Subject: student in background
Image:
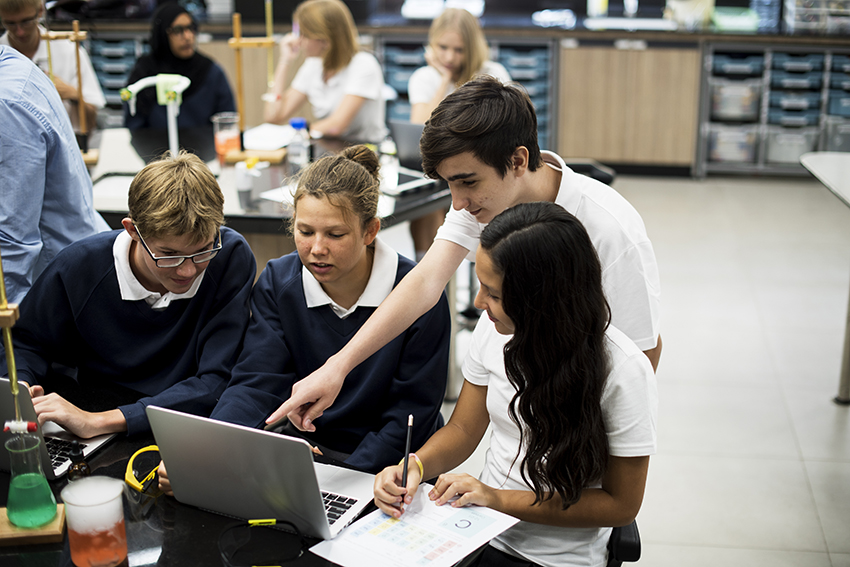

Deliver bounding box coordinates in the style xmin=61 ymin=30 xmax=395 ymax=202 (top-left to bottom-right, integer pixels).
xmin=157 ymin=146 xmax=449 ymax=494
xmin=124 ymin=2 xmax=235 ymax=130
xmin=407 ymin=8 xmax=511 ymax=261
xmin=0 ymin=0 xmax=105 ymax=134
xmin=374 ymin=202 xmax=658 ymax=567
xmin=0 ymin=45 xmax=108 ymax=305
xmin=263 ymin=0 xmax=387 ymax=143
xmin=269 ymin=76 xmax=662 ymax=432
xmin=2 ymin=151 xmax=255 ymax=438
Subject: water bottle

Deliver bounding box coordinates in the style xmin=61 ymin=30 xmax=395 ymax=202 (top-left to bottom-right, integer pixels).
xmin=288 ymin=117 xmax=310 ymax=175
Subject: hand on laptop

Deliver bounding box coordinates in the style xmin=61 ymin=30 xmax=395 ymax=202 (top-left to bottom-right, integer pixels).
xmin=30 ymin=389 xmax=127 ymax=439
xmin=158 ymin=460 xmax=173 ymax=496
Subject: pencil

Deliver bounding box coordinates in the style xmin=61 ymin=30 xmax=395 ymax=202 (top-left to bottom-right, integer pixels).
xmin=401 ymin=414 xmax=413 ymax=490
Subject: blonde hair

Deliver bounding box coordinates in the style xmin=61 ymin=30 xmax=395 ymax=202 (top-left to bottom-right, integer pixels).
xmin=128 ymin=151 xmax=224 ymax=244
xmin=0 ymin=0 xmax=42 ymax=14
xmin=294 ymin=0 xmax=358 ymax=74
xmin=290 ymin=145 xmax=380 ymax=233
xmin=428 ymin=8 xmax=489 ymax=87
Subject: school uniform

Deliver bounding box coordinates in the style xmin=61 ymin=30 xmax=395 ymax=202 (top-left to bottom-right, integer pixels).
xmin=291 ymin=51 xmax=388 ymax=143
xmin=435 ymin=150 xmax=661 ymax=351
xmin=1 ymin=227 xmax=255 ymax=435
xmin=463 ymin=316 xmax=658 ymax=567
xmin=211 ymin=237 xmax=450 ymax=473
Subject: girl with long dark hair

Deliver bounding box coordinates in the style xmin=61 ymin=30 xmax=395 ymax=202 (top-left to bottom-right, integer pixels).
xmin=373 ymin=202 xmax=658 ymax=567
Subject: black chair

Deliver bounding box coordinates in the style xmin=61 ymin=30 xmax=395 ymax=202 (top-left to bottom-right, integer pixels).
xmin=607 ymin=520 xmax=641 ymax=567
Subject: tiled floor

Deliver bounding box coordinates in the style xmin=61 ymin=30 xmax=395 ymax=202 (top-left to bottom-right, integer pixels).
xmin=382 ymin=172 xmax=850 ymax=567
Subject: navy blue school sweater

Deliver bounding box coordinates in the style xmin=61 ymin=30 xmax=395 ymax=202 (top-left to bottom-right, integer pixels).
xmin=210 ymin=250 xmax=451 ymax=473
xmin=2 ymin=228 xmax=255 ymax=435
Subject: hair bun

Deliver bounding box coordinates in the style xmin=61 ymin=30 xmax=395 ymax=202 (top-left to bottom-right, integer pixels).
xmin=340 ymin=145 xmax=380 ymax=181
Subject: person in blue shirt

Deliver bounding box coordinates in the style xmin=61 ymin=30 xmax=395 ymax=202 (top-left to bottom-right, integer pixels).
xmin=124 ymin=2 xmax=235 ymax=130
xmin=0 ymin=45 xmax=109 ymax=305
xmin=1 ymin=151 xmax=256 ymax=437
xmin=162 ymin=145 xmax=451 ymax=483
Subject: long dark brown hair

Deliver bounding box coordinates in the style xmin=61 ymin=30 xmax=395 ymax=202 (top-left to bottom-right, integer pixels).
xmin=480 ymin=202 xmax=611 ymax=509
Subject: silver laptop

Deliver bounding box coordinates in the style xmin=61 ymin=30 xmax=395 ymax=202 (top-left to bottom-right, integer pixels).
xmin=146 ymin=406 xmax=376 ymax=540
xmin=0 ymin=378 xmax=115 ymax=480
xmin=388 ymin=120 xmax=426 ymax=171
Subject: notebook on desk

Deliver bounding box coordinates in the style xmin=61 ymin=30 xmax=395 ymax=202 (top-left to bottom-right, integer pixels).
xmin=146 ymin=406 xmax=376 ymax=540
xmin=0 ymin=378 xmax=116 ymax=480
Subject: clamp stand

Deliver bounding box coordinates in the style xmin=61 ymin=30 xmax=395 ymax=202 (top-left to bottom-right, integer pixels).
xmin=121 ymin=75 xmax=191 ymax=158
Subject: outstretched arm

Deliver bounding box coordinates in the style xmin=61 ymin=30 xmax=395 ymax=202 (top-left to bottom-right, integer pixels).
xmin=266 ymin=238 xmax=469 ymax=431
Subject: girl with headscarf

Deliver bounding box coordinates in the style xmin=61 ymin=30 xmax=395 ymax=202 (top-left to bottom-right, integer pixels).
xmin=124 ymin=2 xmax=235 ymax=130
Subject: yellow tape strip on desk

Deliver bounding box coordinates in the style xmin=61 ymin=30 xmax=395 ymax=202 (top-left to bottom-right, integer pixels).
xmin=0 ymin=504 xmax=65 ymax=546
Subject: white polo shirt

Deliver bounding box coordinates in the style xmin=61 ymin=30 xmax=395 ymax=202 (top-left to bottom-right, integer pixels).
xmin=463 ymin=316 xmax=658 ymax=567
xmin=407 ymin=60 xmax=512 ymax=105
xmin=291 ymin=51 xmax=388 ymax=143
xmin=434 ymin=150 xmax=661 ymax=351
xmin=303 ymin=236 xmax=397 ymax=319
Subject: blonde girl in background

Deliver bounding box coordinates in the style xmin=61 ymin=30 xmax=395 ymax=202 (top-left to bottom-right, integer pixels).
xmin=407 ymin=7 xmax=511 ymax=260
xmin=263 ymin=0 xmax=388 ymax=142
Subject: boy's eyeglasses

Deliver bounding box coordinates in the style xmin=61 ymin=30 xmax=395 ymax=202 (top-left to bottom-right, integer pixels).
xmin=135 ymin=225 xmax=222 ymax=269
xmin=166 ymin=23 xmax=198 ymax=36
xmin=1 ymin=13 xmax=39 ymax=31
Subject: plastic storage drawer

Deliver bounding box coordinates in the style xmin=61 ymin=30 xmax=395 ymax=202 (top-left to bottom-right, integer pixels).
xmin=387 ymin=101 xmax=412 ymax=122
xmin=768 ymin=90 xmax=822 ymax=110
xmin=96 ymin=71 xmax=130 ymax=90
xmin=708 ymin=125 xmax=758 ymax=162
xmin=383 ymin=46 xmax=425 ymax=67
xmin=386 ymin=69 xmax=415 ymax=94
xmin=498 ymin=47 xmax=549 ymax=70
xmin=765 ymin=127 xmax=818 ymax=164
xmin=833 ymin=55 xmax=850 ymax=73
xmin=90 ymin=55 xmax=136 ymax=74
xmin=507 ymin=67 xmax=545 ymax=81
xmin=831 ymin=72 xmax=850 ymax=91
xmin=770 ymin=70 xmax=823 ymax=90
xmin=767 ymin=108 xmax=820 ymax=126
xmin=519 ymin=81 xmax=548 ymax=98
xmin=771 ymin=52 xmax=824 ymax=72
xmin=90 ymin=39 xmax=137 ymax=58
xmin=710 ymin=78 xmax=761 ymax=121
xmin=825 ymin=117 xmax=850 ymax=151
xmin=712 ymin=53 xmax=764 ymax=76
xmin=828 ymin=90 xmax=850 ymax=117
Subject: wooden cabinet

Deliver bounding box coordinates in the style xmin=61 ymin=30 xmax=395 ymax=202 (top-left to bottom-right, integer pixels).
xmin=558 ymin=41 xmax=701 ymax=167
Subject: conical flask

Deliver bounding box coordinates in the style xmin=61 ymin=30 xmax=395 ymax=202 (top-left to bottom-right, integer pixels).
xmin=5 ymin=434 xmax=57 ymax=528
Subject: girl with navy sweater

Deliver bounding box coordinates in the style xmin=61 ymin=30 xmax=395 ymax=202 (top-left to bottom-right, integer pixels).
xmin=205 ymin=145 xmax=450 ymax=473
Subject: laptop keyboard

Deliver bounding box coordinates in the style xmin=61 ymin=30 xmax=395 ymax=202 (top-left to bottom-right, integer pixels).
xmin=45 ymin=437 xmax=87 ymax=469
xmin=322 ymin=491 xmax=358 ymax=524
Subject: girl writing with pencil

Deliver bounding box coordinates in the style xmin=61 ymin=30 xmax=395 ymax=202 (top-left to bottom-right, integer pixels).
xmin=373 ymin=202 xmax=658 ymax=567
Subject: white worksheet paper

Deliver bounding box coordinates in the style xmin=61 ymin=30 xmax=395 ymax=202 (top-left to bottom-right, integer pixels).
xmin=310 ymin=484 xmax=519 ymax=567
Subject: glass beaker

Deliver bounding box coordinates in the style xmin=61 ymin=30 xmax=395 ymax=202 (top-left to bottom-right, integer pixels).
xmin=212 ymin=112 xmax=241 ymax=165
xmin=5 ymin=434 xmax=57 ymax=528
xmin=62 ymin=477 xmax=127 ymax=567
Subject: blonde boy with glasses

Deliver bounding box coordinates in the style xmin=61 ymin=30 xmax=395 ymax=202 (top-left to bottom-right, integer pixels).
xmin=1 ymin=151 xmax=256 ymax=439
xmin=0 ymin=0 xmax=105 ymax=133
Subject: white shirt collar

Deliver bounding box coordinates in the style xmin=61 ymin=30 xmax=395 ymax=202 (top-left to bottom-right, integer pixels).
xmin=302 ymin=236 xmax=398 ymax=319
xmin=113 ymin=230 xmax=205 ymax=311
